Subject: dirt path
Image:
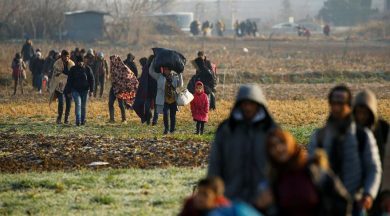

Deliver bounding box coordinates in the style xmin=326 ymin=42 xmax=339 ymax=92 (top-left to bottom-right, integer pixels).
xmin=0 ymin=132 xmax=209 ymax=173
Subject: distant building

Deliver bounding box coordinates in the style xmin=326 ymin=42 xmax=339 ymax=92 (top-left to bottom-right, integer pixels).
xmin=63 ymin=10 xmax=108 ymax=42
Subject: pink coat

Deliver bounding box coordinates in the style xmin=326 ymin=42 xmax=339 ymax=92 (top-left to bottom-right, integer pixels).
xmin=190 ymin=81 xmax=209 ymax=122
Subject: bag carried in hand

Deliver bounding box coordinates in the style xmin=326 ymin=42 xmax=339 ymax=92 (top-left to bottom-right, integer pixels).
xmin=152 ymin=48 xmax=186 ymax=73
xmin=175 ymin=88 xmax=194 ymax=106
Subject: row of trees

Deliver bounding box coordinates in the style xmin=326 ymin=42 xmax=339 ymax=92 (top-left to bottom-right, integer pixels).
xmin=0 ymin=0 xmax=72 ymax=39
xmin=0 ymin=0 xmax=174 ymax=40
xmin=319 ymin=0 xmax=377 ymax=26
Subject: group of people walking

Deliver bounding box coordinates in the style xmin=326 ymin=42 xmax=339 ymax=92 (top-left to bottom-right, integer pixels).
xmin=12 ymin=40 xmax=218 ymax=135
xmin=180 ymin=84 xmax=390 ymax=216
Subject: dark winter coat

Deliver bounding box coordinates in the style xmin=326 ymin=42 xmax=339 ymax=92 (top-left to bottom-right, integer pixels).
xmin=124 ymin=59 xmax=138 ymax=78
xmin=208 ymin=85 xmax=277 ymax=203
xmin=67 ymin=64 xmax=95 ymax=92
xmin=21 ymin=43 xmax=34 ymax=61
xmin=189 ymin=58 xmax=216 ymax=94
xmin=30 ymin=57 xmax=45 ymax=75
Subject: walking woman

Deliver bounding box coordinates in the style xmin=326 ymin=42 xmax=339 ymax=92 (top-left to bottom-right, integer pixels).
xmin=265 ymin=128 xmax=351 ymax=216
xmin=11 ymin=53 xmax=26 ymax=95
xmin=149 ymin=60 xmax=183 ymax=134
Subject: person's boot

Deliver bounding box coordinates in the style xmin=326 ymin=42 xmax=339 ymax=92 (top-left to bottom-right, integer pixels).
xmin=64 ymin=115 xmax=69 ymax=124
xmin=56 ymin=117 xmax=62 ymax=124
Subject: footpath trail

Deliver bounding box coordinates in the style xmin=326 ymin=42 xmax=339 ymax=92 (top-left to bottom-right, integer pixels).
xmin=0 ymin=132 xmax=209 ymax=173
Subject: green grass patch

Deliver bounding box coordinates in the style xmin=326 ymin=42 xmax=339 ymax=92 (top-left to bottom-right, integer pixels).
xmin=0 ymin=168 xmax=205 ymax=215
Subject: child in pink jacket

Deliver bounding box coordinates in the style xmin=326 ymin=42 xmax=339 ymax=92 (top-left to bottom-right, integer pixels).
xmin=190 ymin=81 xmax=209 ymax=135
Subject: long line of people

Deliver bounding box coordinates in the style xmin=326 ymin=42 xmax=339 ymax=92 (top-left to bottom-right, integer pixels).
xmin=180 ymin=84 xmax=390 ymax=216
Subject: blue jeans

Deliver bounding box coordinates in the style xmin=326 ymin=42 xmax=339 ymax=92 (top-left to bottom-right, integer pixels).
xmin=163 ymin=102 xmax=177 ymax=133
xmin=72 ymin=90 xmax=89 ymax=125
xmin=56 ymin=91 xmax=72 ymax=122
xmin=108 ymin=87 xmax=126 ymax=121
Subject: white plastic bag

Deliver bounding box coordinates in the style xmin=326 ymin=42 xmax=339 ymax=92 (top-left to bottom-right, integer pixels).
xmin=176 ymin=88 xmax=194 ymax=106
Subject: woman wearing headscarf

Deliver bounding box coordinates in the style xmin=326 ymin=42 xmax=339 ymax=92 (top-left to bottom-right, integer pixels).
xmin=265 ymin=128 xmax=351 ymax=216
xmin=108 ymin=55 xmax=139 ymax=123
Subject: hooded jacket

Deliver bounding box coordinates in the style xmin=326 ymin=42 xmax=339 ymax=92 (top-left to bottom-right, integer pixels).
xmin=354 ymin=89 xmax=390 ymax=191
xmin=308 ymin=108 xmax=382 ymax=198
xmin=208 ymin=84 xmax=276 ymax=203
xmin=190 ymin=81 xmax=209 ymax=122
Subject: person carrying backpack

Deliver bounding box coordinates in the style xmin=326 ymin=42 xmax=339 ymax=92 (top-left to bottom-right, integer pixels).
xmin=11 ymin=53 xmax=26 ymax=95
xmin=308 ymin=85 xmax=382 ymax=215
xmin=149 ymin=59 xmax=183 ymax=134
xmin=67 ymin=55 xmax=94 ymax=126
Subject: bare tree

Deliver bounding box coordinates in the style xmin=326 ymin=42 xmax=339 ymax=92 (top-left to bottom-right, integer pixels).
xmin=0 ymin=0 xmax=74 ymax=39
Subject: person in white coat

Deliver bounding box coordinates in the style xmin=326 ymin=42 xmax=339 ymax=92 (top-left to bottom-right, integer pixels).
xmin=149 ymin=60 xmax=183 ymax=134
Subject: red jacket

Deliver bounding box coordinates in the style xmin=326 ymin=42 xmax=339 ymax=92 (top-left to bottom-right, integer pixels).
xmin=190 ymin=81 xmax=209 ymax=122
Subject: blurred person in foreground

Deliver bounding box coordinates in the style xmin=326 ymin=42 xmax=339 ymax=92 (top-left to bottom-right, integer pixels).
xmin=262 ymin=128 xmax=351 ymax=216
xmin=179 ymin=177 xmax=230 ymax=216
xmin=353 ymin=89 xmax=390 ymax=216
xmin=208 ymin=84 xmax=277 ymax=203
xmin=308 ymin=85 xmax=382 ymax=215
